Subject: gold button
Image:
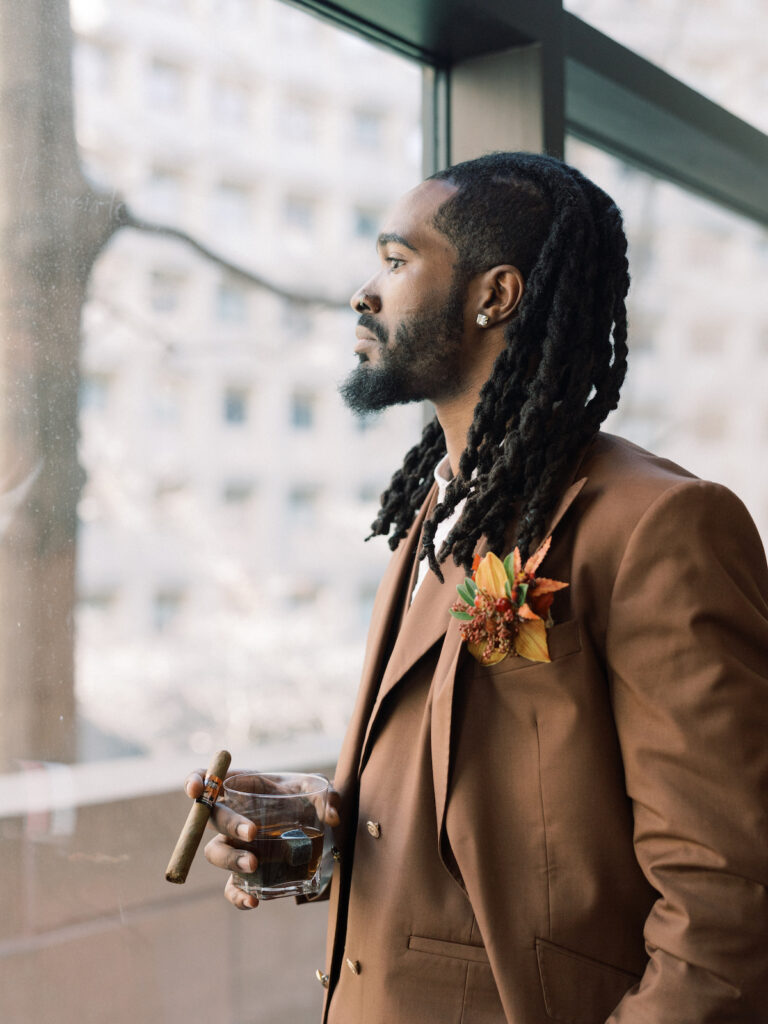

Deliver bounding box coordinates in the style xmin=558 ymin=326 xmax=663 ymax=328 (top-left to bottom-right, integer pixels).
xmin=332 ymin=846 xmax=341 ymax=861
xmin=366 ymin=820 xmax=381 ymax=839
xmin=315 ymin=969 xmax=329 ymax=988
xmin=346 ymin=957 xmax=361 ymax=975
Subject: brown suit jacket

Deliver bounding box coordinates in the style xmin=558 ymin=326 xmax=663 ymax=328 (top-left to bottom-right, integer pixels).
xmin=322 ymin=432 xmax=768 ymax=1023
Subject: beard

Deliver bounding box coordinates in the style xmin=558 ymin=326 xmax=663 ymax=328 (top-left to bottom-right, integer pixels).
xmin=339 ymin=282 xmax=467 ymax=415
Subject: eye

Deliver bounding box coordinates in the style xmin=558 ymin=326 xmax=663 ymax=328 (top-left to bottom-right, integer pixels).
xmin=385 ymin=256 xmax=405 ymax=270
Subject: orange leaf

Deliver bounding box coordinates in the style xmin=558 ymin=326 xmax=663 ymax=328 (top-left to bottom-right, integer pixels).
xmin=513 ymin=546 xmax=522 ymax=576
xmin=514 ymin=619 xmax=551 ymax=662
xmin=467 ymin=640 xmax=508 ymax=666
xmin=471 ymin=553 xmax=482 ymax=577
xmin=517 ymin=602 xmax=541 ymax=621
xmin=474 ymin=552 xmax=508 ymax=599
xmin=530 ymin=577 xmax=569 ymax=595
xmin=524 ymin=535 xmax=552 ymax=576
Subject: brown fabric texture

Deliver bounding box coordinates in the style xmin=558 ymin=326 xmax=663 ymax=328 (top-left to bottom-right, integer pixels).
xmin=320 ymin=432 xmax=768 ymax=1024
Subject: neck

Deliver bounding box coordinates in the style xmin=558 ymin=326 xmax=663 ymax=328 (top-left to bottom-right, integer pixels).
xmin=435 ymin=331 xmax=505 ymax=476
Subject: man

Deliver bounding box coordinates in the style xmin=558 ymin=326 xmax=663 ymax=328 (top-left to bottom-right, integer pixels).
xmin=189 ymin=152 xmax=768 ymax=1022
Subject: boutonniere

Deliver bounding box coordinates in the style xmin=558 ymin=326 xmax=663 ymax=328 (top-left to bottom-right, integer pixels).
xmin=449 ymin=536 xmax=568 ymax=665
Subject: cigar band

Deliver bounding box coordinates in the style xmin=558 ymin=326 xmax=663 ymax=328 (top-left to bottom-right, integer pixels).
xmin=196 ymin=773 xmax=224 ymax=808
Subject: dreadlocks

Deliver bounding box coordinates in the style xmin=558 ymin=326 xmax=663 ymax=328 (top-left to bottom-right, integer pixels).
xmin=367 ymin=151 xmax=630 ymax=578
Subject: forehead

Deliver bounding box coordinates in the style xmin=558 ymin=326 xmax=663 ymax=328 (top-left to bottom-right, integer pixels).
xmin=380 ymin=179 xmax=458 ymax=252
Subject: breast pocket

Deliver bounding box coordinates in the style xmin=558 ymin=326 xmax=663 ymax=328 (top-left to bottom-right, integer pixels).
xmin=476 ymin=619 xmax=582 ymax=679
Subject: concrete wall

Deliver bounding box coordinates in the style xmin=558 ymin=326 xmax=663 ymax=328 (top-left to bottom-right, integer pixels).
xmin=0 ymin=785 xmax=329 ymax=1023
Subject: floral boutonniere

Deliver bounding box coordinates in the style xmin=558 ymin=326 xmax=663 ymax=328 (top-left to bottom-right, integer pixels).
xmin=449 ymin=536 xmax=568 ymax=665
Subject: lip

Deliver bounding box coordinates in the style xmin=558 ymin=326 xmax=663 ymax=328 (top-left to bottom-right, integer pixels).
xmin=354 ymin=327 xmax=380 ymax=357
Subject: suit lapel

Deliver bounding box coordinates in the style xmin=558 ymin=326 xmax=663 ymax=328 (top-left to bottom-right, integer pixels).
xmin=431 ymin=473 xmax=589 ymax=845
xmin=333 ymin=485 xmax=436 ymax=794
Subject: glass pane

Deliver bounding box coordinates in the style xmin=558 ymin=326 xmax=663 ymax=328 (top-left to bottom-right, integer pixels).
xmin=565 ymin=0 xmax=768 ymax=133
xmin=566 ymin=137 xmax=768 ymax=547
xmin=1 ymin=0 xmax=422 ymax=1019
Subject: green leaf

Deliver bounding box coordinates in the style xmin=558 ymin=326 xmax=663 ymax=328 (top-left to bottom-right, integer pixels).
xmin=504 ymin=580 xmax=512 ymax=599
xmin=517 ymin=582 xmax=529 ymax=606
xmin=503 ymin=553 xmax=515 ymax=583
xmin=466 ymin=578 xmax=478 ymax=597
xmin=457 ymin=582 xmax=474 ymax=605
xmin=450 ymin=609 xmax=474 ymax=621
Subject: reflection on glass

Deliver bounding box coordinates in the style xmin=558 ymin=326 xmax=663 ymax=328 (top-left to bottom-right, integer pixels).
xmin=1 ymin=0 xmax=421 ymax=1020
xmin=566 ymin=137 xmax=768 ymax=545
xmin=565 ymin=0 xmax=768 ymax=132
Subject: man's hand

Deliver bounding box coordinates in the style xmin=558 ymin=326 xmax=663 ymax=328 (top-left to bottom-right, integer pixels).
xmin=184 ymin=769 xmax=341 ymax=910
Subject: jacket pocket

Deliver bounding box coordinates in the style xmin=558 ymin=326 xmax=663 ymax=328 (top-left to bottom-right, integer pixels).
xmin=408 ymin=934 xmax=490 ymax=964
xmin=478 ymin=619 xmax=582 ymax=678
xmin=536 ymin=938 xmax=640 ymax=1024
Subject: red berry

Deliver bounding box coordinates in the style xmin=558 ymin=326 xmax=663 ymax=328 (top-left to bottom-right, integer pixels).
xmin=495 ymin=597 xmax=513 ymax=614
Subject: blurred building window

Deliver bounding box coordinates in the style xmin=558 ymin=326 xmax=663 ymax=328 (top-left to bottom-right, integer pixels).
xmin=352 ymin=206 xmax=380 ymax=239
xmin=214 ymin=181 xmax=252 ymax=229
xmin=222 ymin=480 xmax=256 ymax=504
xmin=75 ymin=41 xmax=114 ymax=93
xmin=146 ymin=166 xmax=185 ymax=219
xmin=290 ymin=390 xmax=316 ymax=429
xmin=351 ymin=109 xmax=384 ymax=148
xmin=282 ymin=97 xmax=316 ymax=142
xmin=283 ymin=194 xmax=316 ymax=234
xmin=146 ymin=58 xmax=186 ymax=110
xmin=211 ymin=78 xmax=250 ymax=126
xmin=287 ymin=483 xmax=320 ymax=526
xmin=149 ymin=268 xmax=186 ymax=313
xmin=152 ymin=589 xmax=185 ymax=632
xmin=79 ymin=372 xmax=111 ymax=412
xmin=223 ymin=385 xmax=250 ymax=424
xmin=216 ymin=278 xmax=249 ymax=323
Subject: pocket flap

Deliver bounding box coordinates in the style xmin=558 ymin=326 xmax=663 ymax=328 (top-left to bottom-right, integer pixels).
xmin=536 ymin=938 xmax=640 ymax=1023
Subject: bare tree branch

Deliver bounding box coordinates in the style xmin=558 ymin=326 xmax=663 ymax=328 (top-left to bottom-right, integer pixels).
xmin=115 ymin=203 xmax=349 ymax=310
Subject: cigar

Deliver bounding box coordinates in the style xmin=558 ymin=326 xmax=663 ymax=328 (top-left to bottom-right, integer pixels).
xmin=165 ymin=749 xmax=232 ymax=884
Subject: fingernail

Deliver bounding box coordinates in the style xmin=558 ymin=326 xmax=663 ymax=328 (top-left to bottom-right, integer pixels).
xmin=237 ymin=854 xmax=254 ymax=871
xmin=246 ymin=897 xmax=258 ymax=909
xmin=237 ymin=823 xmax=252 ymax=839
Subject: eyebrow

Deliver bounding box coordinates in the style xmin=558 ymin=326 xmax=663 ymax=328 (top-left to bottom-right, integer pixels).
xmin=376 ymin=232 xmax=418 ymax=253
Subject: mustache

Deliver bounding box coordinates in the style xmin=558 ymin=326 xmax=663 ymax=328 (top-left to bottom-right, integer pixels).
xmin=356 ymin=312 xmax=388 ymax=345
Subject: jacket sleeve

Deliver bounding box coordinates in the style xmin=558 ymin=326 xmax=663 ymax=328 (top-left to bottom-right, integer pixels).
xmin=604 ymin=480 xmax=768 ymax=1023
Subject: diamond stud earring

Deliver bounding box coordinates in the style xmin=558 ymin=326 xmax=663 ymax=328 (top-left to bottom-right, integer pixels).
xmin=476 ymin=313 xmax=489 ymax=327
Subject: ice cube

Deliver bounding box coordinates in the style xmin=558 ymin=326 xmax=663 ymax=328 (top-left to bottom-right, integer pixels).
xmin=281 ymin=827 xmax=313 ymax=866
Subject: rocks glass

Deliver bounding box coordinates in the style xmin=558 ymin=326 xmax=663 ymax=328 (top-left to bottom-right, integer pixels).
xmin=223 ymin=772 xmax=329 ymax=900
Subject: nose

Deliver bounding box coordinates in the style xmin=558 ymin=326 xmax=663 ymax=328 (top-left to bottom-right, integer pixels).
xmin=349 ymin=283 xmax=381 ymax=315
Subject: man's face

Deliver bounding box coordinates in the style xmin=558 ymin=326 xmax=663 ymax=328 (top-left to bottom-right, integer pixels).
xmin=340 ymin=180 xmax=471 ymax=414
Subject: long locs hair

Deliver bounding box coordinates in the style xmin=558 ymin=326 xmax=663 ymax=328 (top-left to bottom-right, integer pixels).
xmin=367 ymin=152 xmax=630 ymax=578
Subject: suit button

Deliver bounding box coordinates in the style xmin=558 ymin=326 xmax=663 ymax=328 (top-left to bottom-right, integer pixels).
xmin=366 ymin=820 xmax=381 ymax=838
xmin=332 ymin=846 xmax=341 ymax=861
xmin=346 ymin=957 xmax=361 ymax=975
xmin=315 ymin=969 xmax=329 ymax=988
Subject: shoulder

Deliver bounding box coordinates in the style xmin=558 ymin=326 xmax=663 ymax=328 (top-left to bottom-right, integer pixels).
xmin=569 ymin=431 xmax=767 ymax=590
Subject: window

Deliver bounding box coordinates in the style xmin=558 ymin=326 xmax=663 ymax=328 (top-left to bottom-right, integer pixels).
xmin=149 ymin=269 xmax=186 ymax=313
xmin=223 ymin=386 xmax=249 ymax=424
xmin=282 ymin=97 xmax=316 ymax=142
xmin=145 ymin=166 xmax=184 ymax=218
xmin=351 ymin=109 xmax=384 ymax=148
xmin=211 ymin=79 xmax=250 ymax=126
xmin=287 ymin=483 xmax=320 ymax=526
xmin=216 ymin=279 xmax=248 ymax=323
xmin=146 ymin=58 xmax=185 ymax=110
xmin=290 ymin=390 xmax=316 ymax=429
xmin=79 ymin=372 xmax=111 ymax=412
xmin=283 ymin=194 xmax=316 ymax=234
xmin=352 ymin=206 xmax=380 ymax=239
xmin=214 ymin=181 xmax=252 ymax=229
xmin=152 ymin=589 xmax=184 ymax=632
xmin=222 ymin=480 xmax=255 ymax=504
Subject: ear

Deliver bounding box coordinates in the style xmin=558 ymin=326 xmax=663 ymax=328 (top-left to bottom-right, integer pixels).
xmin=472 ymin=265 xmax=524 ymax=326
